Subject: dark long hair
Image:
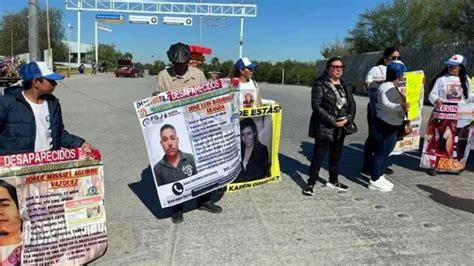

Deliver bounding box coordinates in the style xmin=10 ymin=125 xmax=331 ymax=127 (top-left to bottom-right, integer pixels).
xmin=240 ymin=118 xmax=259 ymax=145
xmin=375 ymin=46 xmax=400 ymax=66
xmin=0 ymin=179 xmax=19 ymax=210
xmin=429 ymin=65 xmax=469 ymax=99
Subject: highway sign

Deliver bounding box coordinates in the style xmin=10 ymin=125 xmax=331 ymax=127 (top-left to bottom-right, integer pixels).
xmin=129 ymin=15 xmax=158 ymax=25
xmin=95 ymin=13 xmax=124 ymax=23
xmin=163 ymin=16 xmax=193 ymax=26
xmin=97 ymin=24 xmax=112 ymax=32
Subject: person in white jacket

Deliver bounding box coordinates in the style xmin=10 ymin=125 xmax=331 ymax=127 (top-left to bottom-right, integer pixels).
xmin=426 ymin=54 xmax=473 ymax=176
xmin=369 ymin=61 xmax=409 ymax=192
xmin=428 ymin=54 xmax=473 ymax=107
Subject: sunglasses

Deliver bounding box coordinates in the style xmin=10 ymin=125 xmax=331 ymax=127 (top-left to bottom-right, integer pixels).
xmin=390 ymin=56 xmax=402 ymax=60
xmin=448 ymin=64 xmax=460 ymax=68
xmin=329 ymin=65 xmax=345 ymax=69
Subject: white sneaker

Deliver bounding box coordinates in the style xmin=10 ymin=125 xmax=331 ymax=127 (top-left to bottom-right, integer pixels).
xmin=368 ymin=178 xmax=392 ymax=192
xmin=379 ymin=175 xmax=394 ymax=189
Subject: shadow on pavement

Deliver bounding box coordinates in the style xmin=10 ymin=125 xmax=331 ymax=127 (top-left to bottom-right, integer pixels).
xmin=128 ymin=165 xmax=225 ymax=220
xmin=417 ymin=184 xmax=474 ymax=214
xmin=280 ymin=141 xmax=370 ymax=190
xmin=128 ymin=165 xmax=171 ymax=219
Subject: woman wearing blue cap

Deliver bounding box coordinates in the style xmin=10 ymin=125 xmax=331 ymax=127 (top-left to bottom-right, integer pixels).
xmin=425 ymin=54 xmax=473 ymax=176
xmin=368 ymin=61 xmax=409 ymax=192
xmin=232 ymin=57 xmax=262 ymax=107
xmin=0 ymin=61 xmax=95 ymax=155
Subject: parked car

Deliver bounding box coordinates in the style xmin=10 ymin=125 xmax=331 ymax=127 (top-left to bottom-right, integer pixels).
xmin=114 ymin=59 xmax=144 ymax=77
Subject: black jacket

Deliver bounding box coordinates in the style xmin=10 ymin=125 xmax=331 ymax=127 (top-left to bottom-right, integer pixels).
xmin=235 ymin=141 xmax=270 ymax=183
xmin=308 ymin=74 xmax=356 ymax=141
xmin=0 ymin=85 xmax=85 ymax=155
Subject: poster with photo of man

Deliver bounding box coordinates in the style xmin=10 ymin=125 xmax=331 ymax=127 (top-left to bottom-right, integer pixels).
xmin=135 ymin=79 xmax=242 ymax=207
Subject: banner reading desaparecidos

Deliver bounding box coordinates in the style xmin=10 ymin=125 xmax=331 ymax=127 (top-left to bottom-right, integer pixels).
xmin=134 ymin=78 xmax=241 ymax=208
xmin=391 ymin=70 xmax=424 ymax=155
xmin=0 ymin=148 xmax=106 ymax=265
xmin=420 ymin=103 xmax=474 ymax=172
xmin=223 ymin=103 xmax=282 ymax=192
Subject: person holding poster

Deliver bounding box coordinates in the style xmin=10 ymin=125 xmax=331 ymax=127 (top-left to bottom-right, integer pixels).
xmin=232 ymin=57 xmax=263 ymax=108
xmin=425 ymin=54 xmax=473 ymax=176
xmin=368 ymin=62 xmax=409 ymax=192
xmin=235 ymin=118 xmax=270 ymax=182
xmin=0 ymin=61 xmax=95 ymax=155
xmin=153 ymin=42 xmax=206 ymax=95
xmin=362 ymin=47 xmax=401 ymax=176
xmin=303 ymin=57 xmax=356 ymax=196
xmin=153 ymin=42 xmax=222 ymax=224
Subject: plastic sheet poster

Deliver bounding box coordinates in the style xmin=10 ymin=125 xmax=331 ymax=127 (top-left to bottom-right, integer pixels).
xmin=0 ymin=148 xmax=106 ymax=265
xmin=134 ymin=78 xmax=241 ymax=208
xmin=391 ymin=70 xmax=424 ymax=155
xmin=222 ymin=103 xmax=282 ymax=192
xmin=420 ymin=103 xmax=474 ymax=172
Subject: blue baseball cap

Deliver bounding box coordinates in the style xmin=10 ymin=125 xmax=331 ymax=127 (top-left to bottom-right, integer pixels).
xmin=234 ymin=57 xmax=257 ymax=71
xmin=387 ymin=60 xmax=408 ymax=77
xmin=20 ymin=61 xmax=64 ymax=81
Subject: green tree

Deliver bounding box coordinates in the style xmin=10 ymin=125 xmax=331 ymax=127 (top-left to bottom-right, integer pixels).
xmin=123 ymin=52 xmax=133 ymax=60
xmin=0 ymin=8 xmax=67 ymax=61
xmin=146 ymin=60 xmax=166 ymax=75
xmin=346 ymin=0 xmax=474 ymax=53
xmin=98 ymin=44 xmax=123 ymax=69
xmin=320 ymin=38 xmax=352 ymax=58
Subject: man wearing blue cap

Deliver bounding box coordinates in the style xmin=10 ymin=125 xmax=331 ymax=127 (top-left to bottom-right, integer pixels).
xmin=0 ymin=61 xmax=95 ymax=155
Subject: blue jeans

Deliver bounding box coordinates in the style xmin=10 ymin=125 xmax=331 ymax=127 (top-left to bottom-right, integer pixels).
xmin=370 ymin=118 xmax=399 ymax=181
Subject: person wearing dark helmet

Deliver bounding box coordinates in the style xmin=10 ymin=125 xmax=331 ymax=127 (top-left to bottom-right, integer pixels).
xmin=153 ymin=42 xmax=207 ymax=95
xmin=152 ymin=43 xmax=222 ymax=224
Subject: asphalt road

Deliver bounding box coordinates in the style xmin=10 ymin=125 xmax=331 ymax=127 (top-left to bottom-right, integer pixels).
xmin=49 ymin=73 xmax=474 ymax=265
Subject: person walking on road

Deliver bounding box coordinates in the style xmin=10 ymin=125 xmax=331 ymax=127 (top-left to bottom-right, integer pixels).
xmin=362 ymin=47 xmax=401 ymax=176
xmin=303 ymin=57 xmax=357 ymax=196
xmin=91 ymin=60 xmax=98 ymax=74
xmin=368 ymin=61 xmax=409 ymax=192
xmin=153 ymin=42 xmax=222 ymax=224
xmin=425 ymin=54 xmax=473 ymax=176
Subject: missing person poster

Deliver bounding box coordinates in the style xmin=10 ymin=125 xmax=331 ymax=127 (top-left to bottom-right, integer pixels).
xmin=0 ymin=148 xmax=106 ymax=265
xmin=223 ymin=103 xmax=282 ymax=192
xmin=134 ymin=78 xmax=241 ymax=208
xmin=391 ymin=70 xmax=424 ymax=155
xmin=420 ymin=103 xmax=474 ymax=172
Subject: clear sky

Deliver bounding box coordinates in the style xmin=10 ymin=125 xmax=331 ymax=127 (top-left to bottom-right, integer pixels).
xmin=0 ymin=0 xmax=389 ymax=64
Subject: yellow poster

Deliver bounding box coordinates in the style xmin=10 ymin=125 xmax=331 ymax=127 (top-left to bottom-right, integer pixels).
xmin=391 ymin=70 xmax=424 ymax=155
xmin=405 ymin=71 xmax=424 ymax=120
xmin=223 ymin=103 xmax=282 ymax=192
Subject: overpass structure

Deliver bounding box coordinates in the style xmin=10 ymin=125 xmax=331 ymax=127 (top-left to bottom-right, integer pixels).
xmin=65 ymin=0 xmax=258 ymax=64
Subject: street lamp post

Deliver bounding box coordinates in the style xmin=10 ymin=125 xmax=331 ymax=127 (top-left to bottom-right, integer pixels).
xmin=67 ymin=23 xmax=73 ymax=78
xmin=46 ymin=0 xmax=53 ymax=68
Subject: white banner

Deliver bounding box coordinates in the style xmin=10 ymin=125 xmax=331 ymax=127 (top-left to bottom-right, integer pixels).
xmin=134 ymin=78 xmax=241 ymax=208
